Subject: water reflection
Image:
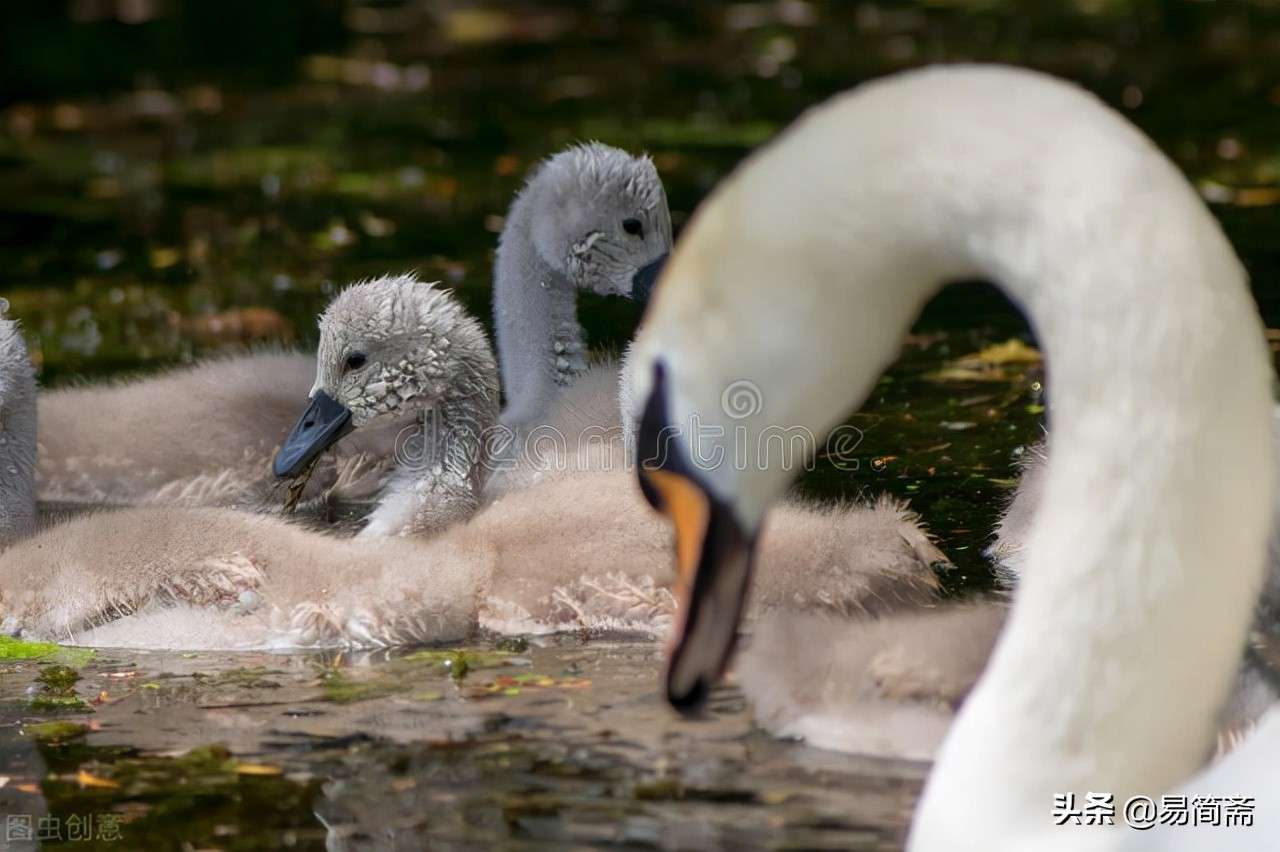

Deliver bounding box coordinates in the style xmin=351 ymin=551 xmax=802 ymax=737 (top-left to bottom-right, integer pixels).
xmin=7 ymin=641 xmax=923 ymax=849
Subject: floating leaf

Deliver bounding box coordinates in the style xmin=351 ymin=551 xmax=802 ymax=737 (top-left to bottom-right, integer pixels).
xmin=955 ymin=339 xmax=1041 ymax=366
xmin=76 ymin=770 xmax=120 ymax=789
xmin=927 ymin=338 xmax=1041 ymax=382
xmin=925 ymin=366 xmax=1011 ymax=383
xmin=870 ymin=455 xmax=897 ymax=472
xmin=234 ymin=763 xmax=283 ymax=776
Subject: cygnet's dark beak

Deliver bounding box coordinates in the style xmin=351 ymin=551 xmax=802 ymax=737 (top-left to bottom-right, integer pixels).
xmin=631 ymin=252 xmax=669 ymax=302
xmin=273 ymin=390 xmax=354 ymax=478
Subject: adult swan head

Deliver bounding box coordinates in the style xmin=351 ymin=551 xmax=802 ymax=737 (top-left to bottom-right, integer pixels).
xmin=627 ymin=65 xmax=1275 ymax=849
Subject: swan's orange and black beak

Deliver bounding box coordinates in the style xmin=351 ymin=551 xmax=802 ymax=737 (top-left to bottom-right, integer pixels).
xmin=273 ymin=390 xmax=354 ymax=478
xmin=636 ymin=363 xmax=756 ymax=714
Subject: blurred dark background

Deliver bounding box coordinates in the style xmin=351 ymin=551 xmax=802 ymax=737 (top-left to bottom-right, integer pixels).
xmin=5 ymin=0 xmax=1280 ymax=378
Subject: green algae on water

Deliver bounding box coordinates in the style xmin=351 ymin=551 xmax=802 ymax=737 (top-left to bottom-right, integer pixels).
xmin=29 ymin=663 xmax=91 ymax=711
xmin=37 ymin=664 xmax=80 ymax=691
xmin=318 ymin=668 xmax=411 ymax=704
xmin=25 ymin=720 xmax=89 ymax=743
xmin=29 ymin=695 xmax=91 ymax=711
xmin=0 ymin=636 xmax=95 ymax=666
xmin=316 ymin=648 xmax=520 ymax=702
xmin=404 ymin=648 xmax=516 ymax=678
xmin=494 ymin=636 xmax=530 ymax=653
xmin=177 ymin=744 xmax=238 ymax=774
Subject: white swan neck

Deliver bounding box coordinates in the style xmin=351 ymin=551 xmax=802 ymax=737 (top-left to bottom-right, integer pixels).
xmin=897 ymin=71 xmax=1271 ymax=849
xmin=638 ymin=65 xmax=1274 ymax=850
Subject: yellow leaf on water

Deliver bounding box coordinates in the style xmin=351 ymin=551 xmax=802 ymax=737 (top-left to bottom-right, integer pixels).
xmin=926 ymin=338 xmax=1041 ymax=383
xmin=954 ymin=339 xmax=1041 ymax=367
xmin=77 ymin=770 xmax=120 ymax=789
xmin=924 ymin=366 xmax=1010 ymax=383
xmin=234 ymin=763 xmax=283 ymax=776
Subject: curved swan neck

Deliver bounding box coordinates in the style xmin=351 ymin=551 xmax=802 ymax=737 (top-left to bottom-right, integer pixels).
xmin=0 ymin=321 xmax=37 ymax=548
xmin=900 ymin=71 xmax=1273 ymax=850
xmin=493 ymin=192 xmax=587 ymax=432
xmin=635 ymin=66 xmax=1274 ymax=850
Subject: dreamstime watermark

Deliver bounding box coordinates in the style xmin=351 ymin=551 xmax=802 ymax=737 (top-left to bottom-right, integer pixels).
xmin=720 ymin=379 xmax=763 ymax=420
xmin=387 ymin=379 xmax=866 ymax=477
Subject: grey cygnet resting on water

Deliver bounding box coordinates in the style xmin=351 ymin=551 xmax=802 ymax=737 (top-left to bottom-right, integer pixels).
xmin=0 ymin=288 xmax=946 ymax=651
xmin=30 ymin=142 xmax=670 ymax=524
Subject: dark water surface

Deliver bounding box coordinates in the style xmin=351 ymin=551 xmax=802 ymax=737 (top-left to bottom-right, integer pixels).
xmin=3 ymin=641 xmax=923 ymax=850
xmin=3 ymin=1 xmax=1280 ymax=848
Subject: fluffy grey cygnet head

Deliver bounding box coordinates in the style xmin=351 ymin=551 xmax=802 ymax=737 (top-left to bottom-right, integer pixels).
xmin=311 ymin=274 xmax=498 ymax=429
xmin=520 ymin=142 xmax=672 ymax=297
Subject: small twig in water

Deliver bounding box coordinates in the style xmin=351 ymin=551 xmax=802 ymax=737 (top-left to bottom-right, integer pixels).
xmin=282 ymin=456 xmax=321 ymax=514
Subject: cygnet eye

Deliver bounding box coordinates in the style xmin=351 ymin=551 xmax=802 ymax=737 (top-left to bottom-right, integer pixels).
xmin=622 ymin=217 xmax=644 ymax=238
xmin=344 ymin=352 xmax=367 ymax=373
